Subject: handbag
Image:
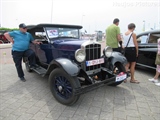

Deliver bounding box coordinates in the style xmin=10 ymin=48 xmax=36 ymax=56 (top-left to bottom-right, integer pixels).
xmin=121 ymin=33 xmax=133 ymax=55
xmin=155 ymin=53 xmax=160 ymax=65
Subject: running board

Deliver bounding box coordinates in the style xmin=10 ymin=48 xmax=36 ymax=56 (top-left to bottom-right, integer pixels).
xmin=136 ymin=63 xmax=155 ymax=69
xmin=32 ymin=66 xmax=47 ymax=76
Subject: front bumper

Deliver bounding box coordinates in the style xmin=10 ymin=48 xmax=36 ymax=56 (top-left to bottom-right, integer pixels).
xmin=74 ymin=72 xmax=127 ymax=95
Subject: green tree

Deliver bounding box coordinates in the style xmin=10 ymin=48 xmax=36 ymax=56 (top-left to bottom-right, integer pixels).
xmin=0 ymin=27 xmax=18 ymax=31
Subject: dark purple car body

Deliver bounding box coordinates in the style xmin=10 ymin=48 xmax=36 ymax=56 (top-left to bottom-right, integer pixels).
xmin=24 ymin=23 xmax=127 ymax=105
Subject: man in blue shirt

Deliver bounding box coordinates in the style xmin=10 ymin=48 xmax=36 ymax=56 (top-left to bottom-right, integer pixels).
xmin=4 ymin=23 xmax=41 ymax=82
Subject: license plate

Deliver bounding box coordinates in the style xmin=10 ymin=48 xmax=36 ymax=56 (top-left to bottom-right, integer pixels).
xmin=116 ymin=73 xmax=127 ymax=82
xmin=86 ymin=58 xmax=104 ymax=66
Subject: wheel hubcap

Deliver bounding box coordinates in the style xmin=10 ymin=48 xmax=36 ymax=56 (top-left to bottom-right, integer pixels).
xmin=54 ymin=76 xmax=72 ymax=99
xmin=58 ymin=86 xmax=63 ymax=92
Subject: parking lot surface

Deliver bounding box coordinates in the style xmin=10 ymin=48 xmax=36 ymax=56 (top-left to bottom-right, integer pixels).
xmin=0 ymin=44 xmax=160 ymax=120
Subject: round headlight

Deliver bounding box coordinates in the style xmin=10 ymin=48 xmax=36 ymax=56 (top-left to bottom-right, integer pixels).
xmin=103 ymin=46 xmax=113 ymax=57
xmin=75 ymin=49 xmax=86 ymax=62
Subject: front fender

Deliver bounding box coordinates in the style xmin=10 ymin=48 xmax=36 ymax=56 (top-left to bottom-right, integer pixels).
xmin=103 ymin=52 xmax=127 ymax=70
xmin=49 ymin=58 xmax=80 ymax=76
xmin=110 ymin=52 xmax=127 ymax=65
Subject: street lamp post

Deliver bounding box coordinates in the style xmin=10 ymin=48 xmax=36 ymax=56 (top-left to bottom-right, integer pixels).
xmin=143 ymin=20 xmax=145 ymax=31
xmin=15 ymin=19 xmax=18 ymax=25
xmin=50 ymin=0 xmax=53 ymax=23
xmin=81 ymin=15 xmax=85 ymax=26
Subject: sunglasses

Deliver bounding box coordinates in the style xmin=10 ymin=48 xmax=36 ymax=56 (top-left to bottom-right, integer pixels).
xmin=23 ymin=27 xmax=27 ymax=29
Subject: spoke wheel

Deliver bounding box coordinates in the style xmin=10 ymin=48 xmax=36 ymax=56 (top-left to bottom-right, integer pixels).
xmin=49 ymin=68 xmax=80 ymax=105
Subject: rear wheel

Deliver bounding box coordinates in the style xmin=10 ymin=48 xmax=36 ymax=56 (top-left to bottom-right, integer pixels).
xmin=49 ymin=68 xmax=81 ymax=105
xmin=109 ymin=63 xmax=126 ymax=86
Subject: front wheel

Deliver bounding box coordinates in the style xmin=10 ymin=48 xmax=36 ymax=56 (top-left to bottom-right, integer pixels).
xmin=109 ymin=63 xmax=126 ymax=86
xmin=49 ymin=68 xmax=81 ymax=105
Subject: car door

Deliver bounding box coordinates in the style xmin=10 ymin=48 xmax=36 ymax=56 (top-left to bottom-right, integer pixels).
xmin=137 ymin=33 xmax=158 ymax=69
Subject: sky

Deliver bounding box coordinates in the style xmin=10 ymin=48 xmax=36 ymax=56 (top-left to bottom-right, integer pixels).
xmin=0 ymin=0 xmax=160 ymax=34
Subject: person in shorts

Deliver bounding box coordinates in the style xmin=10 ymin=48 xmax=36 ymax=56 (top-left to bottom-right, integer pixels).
xmin=148 ymin=38 xmax=160 ymax=86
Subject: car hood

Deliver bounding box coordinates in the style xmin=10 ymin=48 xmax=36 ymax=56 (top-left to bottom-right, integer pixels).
xmin=53 ymin=39 xmax=88 ymax=50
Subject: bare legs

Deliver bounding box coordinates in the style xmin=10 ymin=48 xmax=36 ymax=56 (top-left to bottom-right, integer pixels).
xmin=130 ymin=62 xmax=136 ymax=81
xmin=125 ymin=63 xmax=130 ymax=73
xmin=154 ymin=70 xmax=160 ymax=86
xmin=153 ymin=70 xmax=160 ymax=79
xmin=148 ymin=65 xmax=160 ymax=86
xmin=125 ymin=62 xmax=139 ymax=83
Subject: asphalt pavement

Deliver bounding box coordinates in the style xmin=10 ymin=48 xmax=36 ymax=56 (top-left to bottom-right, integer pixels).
xmin=0 ymin=42 xmax=160 ymax=120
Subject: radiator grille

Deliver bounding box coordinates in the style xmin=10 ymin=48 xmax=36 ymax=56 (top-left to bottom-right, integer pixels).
xmin=85 ymin=44 xmax=101 ymax=71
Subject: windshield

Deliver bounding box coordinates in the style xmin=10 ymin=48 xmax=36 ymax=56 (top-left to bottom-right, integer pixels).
xmin=45 ymin=27 xmax=80 ymax=39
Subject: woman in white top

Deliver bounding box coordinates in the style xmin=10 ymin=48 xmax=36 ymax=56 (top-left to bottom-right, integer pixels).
xmin=123 ymin=23 xmax=139 ymax=83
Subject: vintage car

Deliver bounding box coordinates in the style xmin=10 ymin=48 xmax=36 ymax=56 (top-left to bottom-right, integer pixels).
xmin=0 ymin=30 xmax=10 ymax=44
xmin=136 ymin=29 xmax=160 ymax=69
xmin=24 ymin=23 xmax=127 ymax=105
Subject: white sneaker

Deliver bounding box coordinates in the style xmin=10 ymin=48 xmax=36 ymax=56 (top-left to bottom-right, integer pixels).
xmin=148 ymin=78 xmax=159 ymax=83
xmin=155 ymin=83 xmax=160 ymax=86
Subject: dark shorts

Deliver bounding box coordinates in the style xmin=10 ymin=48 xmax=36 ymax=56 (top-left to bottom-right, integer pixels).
xmin=125 ymin=47 xmax=137 ymax=62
